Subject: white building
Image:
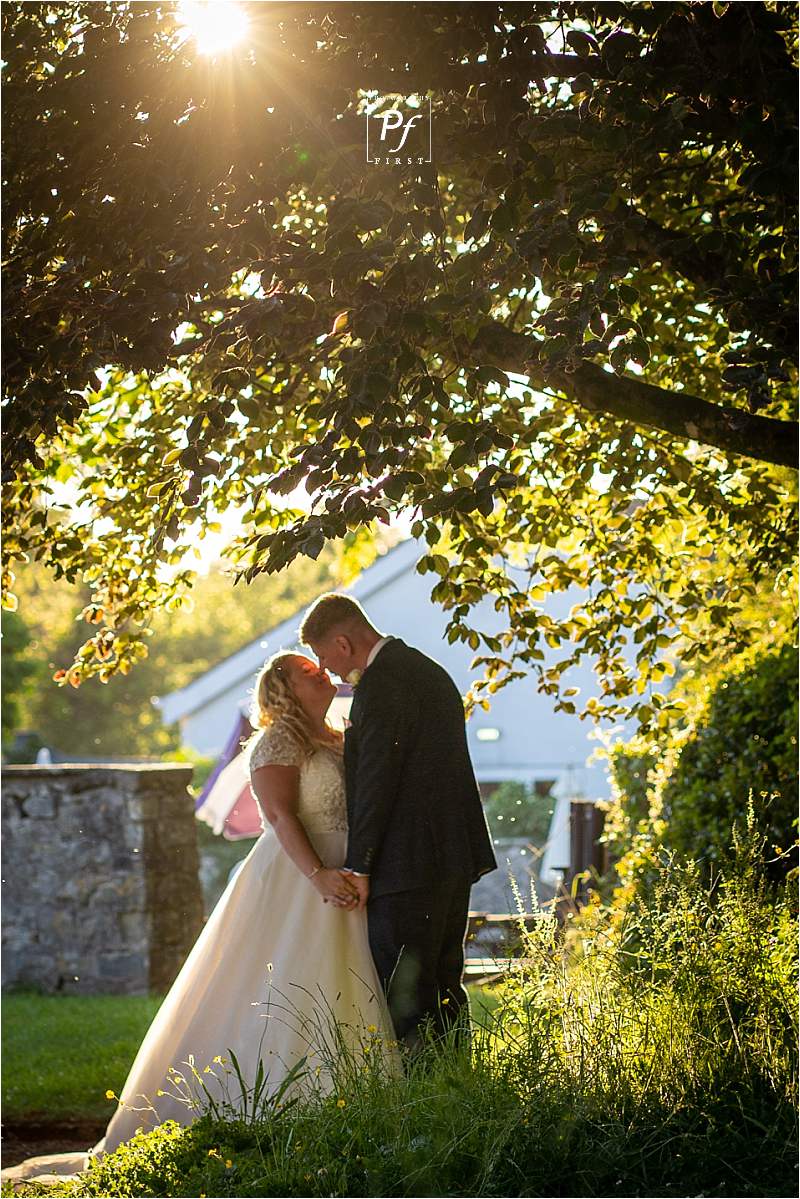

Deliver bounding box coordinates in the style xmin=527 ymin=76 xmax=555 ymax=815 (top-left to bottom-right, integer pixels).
xmin=156 ymin=537 xmax=624 ymax=830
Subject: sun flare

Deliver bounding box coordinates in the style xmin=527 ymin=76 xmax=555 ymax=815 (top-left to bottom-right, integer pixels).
xmin=177 ymin=0 xmax=250 ymax=56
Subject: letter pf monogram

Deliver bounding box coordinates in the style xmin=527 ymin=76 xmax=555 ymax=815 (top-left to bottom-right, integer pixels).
xmin=376 ymin=109 xmax=423 ymax=153
xmin=366 ymin=98 xmax=431 ymax=164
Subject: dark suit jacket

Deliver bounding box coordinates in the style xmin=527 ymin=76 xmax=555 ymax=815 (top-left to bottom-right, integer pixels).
xmin=343 ymin=638 xmax=497 ymax=898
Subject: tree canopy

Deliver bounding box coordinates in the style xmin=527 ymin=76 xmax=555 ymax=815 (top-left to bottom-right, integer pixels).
xmin=3 ymin=1 xmax=797 ymax=728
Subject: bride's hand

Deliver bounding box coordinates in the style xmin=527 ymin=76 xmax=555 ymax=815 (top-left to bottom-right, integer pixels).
xmin=311 ymin=868 xmax=358 ymax=907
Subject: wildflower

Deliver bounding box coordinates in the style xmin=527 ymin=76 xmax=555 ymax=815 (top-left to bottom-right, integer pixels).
xmin=304 ymin=1174 xmax=312 ymax=1182
xmin=336 ymin=1097 xmax=346 ymax=1108
xmin=105 ymin=1090 xmax=115 ymax=1100
xmin=213 ymin=1055 xmax=223 ymax=1064
xmin=208 ymin=1148 xmax=220 ymax=1158
xmin=367 ymin=1024 xmax=377 ymax=1033
xmin=156 ymin=1089 xmax=165 ymax=1097
xmin=204 ymin=1066 xmax=211 ymax=1073
xmin=225 ymin=1159 xmax=233 ymax=1169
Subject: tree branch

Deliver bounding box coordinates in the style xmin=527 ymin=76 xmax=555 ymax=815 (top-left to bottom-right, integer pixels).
xmin=470 ymin=323 xmax=798 ymax=470
xmin=551 ymin=362 xmax=798 ymax=470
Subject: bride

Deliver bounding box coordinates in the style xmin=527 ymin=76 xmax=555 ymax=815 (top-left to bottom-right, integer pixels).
xmin=97 ymin=650 xmax=396 ymax=1154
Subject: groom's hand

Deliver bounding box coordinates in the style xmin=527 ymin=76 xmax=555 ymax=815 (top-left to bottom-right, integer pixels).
xmin=342 ymin=871 xmax=370 ymax=911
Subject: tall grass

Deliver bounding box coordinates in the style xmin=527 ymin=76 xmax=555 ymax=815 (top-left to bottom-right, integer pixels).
xmin=7 ymin=822 xmax=797 ymax=1198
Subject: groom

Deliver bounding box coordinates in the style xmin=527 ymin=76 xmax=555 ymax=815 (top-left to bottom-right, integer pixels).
xmin=300 ymin=593 xmax=497 ymax=1051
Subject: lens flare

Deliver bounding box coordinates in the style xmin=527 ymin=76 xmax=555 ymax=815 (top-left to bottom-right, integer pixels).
xmin=177 ymin=0 xmax=250 ymax=56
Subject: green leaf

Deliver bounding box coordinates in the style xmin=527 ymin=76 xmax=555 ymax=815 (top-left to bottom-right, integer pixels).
xmin=618 ymin=283 xmax=639 ymax=305
xmin=571 ymin=73 xmax=594 ymax=95
xmin=474 ymin=365 xmax=509 ymax=388
xmin=628 ymin=337 xmax=650 ymax=366
xmin=566 ymin=30 xmax=598 ymax=56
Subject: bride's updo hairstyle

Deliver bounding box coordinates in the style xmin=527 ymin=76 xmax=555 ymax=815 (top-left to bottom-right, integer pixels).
xmin=250 ymin=651 xmax=339 ymax=759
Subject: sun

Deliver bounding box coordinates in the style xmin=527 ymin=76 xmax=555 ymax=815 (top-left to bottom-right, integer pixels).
xmin=176 ymin=0 xmax=250 ymax=56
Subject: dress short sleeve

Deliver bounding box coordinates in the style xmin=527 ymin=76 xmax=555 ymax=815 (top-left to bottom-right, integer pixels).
xmin=249 ymin=723 xmax=305 ymax=773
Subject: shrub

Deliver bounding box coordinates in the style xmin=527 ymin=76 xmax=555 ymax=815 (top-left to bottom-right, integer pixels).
xmin=660 ymin=642 xmax=798 ymax=870
xmin=482 ymin=780 xmax=554 ymax=843
xmin=601 ymin=640 xmax=798 ymax=901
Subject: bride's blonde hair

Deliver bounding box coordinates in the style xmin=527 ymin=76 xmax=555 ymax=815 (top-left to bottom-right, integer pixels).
xmin=249 ymin=651 xmax=341 ymax=759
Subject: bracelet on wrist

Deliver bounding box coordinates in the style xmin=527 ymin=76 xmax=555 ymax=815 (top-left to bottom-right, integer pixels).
xmin=307 ymin=863 xmax=323 ymax=879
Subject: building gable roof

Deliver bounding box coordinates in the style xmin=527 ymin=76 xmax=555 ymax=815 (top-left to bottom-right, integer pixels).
xmin=155 ymin=537 xmax=421 ymax=726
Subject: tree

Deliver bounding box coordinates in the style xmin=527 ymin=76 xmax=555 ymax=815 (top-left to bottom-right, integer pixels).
xmin=3 ymin=2 xmax=797 ymax=730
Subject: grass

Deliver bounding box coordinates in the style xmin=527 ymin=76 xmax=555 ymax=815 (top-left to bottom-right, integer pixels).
xmin=1 ymin=988 xmax=496 ymax=1124
xmin=2 ymin=822 xmax=797 ymax=1197
xmin=2 ymin=994 xmax=163 ymax=1122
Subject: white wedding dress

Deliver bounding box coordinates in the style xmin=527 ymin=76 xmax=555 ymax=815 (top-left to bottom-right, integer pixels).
xmin=94 ymin=724 xmax=395 ymax=1155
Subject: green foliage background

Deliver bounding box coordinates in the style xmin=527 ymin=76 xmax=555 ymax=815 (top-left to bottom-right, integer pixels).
xmin=482 ymin=779 xmax=554 ymax=844
xmin=3 ymin=546 xmax=346 ymax=759
xmin=1 ymin=611 xmax=38 ymax=745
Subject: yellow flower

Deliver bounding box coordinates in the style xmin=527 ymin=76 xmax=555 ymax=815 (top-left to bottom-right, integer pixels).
xmin=367 ymin=1024 xmax=377 ymax=1033
xmin=225 ymin=1159 xmax=233 ymax=1169
xmin=208 ymin=1148 xmax=220 ymax=1158
xmin=213 ymin=1055 xmax=223 ymax=1064
xmin=104 ymin=1090 xmax=115 ymax=1100
xmin=304 ymin=1175 xmax=312 ymax=1182
xmin=336 ymin=1097 xmax=346 ymax=1108
xmin=156 ymin=1090 xmax=165 ymax=1097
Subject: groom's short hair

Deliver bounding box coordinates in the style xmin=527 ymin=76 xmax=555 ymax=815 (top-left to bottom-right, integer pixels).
xmin=299 ymin=593 xmax=375 ymax=644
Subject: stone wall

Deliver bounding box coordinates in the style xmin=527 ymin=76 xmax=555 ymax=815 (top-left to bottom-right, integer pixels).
xmin=2 ymin=764 xmax=205 ymax=995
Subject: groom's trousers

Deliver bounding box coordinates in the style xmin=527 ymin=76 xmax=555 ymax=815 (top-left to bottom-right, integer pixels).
xmin=367 ymin=876 xmax=472 ymax=1052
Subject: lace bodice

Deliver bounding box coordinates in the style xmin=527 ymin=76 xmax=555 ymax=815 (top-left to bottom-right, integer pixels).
xmin=248 ymin=724 xmax=347 ymax=834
